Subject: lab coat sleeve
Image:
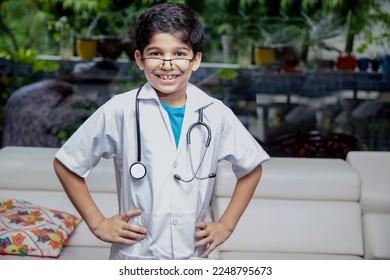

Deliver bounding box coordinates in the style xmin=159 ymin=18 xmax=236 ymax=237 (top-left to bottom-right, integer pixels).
xmin=218 ymin=107 xmax=270 ymax=179
xmin=55 ymin=101 xmax=120 ymax=178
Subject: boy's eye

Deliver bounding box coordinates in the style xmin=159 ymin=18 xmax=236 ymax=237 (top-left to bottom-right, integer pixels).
xmin=144 ymin=50 xmax=191 ymax=58
xmin=176 ymin=52 xmax=186 ymax=57
xmin=149 ymin=52 xmax=161 ymax=57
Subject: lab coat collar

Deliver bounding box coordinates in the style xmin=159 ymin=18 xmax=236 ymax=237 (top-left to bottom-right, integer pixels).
xmin=137 ymin=82 xmax=214 ymax=111
xmin=185 ymin=83 xmax=214 ymax=112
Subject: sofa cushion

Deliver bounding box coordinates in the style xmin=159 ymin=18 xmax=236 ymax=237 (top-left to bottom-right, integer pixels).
xmin=0 ymin=190 xmax=116 ymax=248
xmin=0 ymin=199 xmax=81 ymax=258
xmin=346 ymin=151 xmax=390 ymax=213
xmin=215 ymin=157 xmax=361 ymax=201
xmin=213 ymin=197 xmax=364 ymax=257
xmin=363 ymin=213 xmax=390 ymax=259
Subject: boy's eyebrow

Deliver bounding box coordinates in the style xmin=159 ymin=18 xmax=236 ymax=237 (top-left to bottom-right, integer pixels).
xmin=144 ymin=46 xmax=191 ymax=52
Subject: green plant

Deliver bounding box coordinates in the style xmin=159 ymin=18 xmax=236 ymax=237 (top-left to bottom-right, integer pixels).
xmin=357 ymin=3 xmax=390 ymax=56
xmin=0 ymin=0 xmax=52 ymax=54
xmin=281 ymin=0 xmax=380 ymax=53
xmin=299 ymin=12 xmax=343 ymax=64
xmin=0 ymin=48 xmax=59 ymax=107
xmin=216 ymin=68 xmax=238 ymax=80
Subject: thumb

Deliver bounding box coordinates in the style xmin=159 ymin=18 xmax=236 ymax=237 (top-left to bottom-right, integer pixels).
xmin=122 ymin=208 xmax=142 ymax=221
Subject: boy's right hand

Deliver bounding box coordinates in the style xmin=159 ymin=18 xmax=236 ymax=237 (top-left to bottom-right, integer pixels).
xmin=92 ymin=208 xmax=147 ymax=245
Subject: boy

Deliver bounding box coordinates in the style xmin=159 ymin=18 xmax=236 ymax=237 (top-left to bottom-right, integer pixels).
xmin=53 ymin=3 xmax=269 ymax=259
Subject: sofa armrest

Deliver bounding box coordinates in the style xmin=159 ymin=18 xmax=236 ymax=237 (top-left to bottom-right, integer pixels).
xmin=363 ymin=213 xmax=390 ymax=259
xmin=346 ymin=151 xmax=390 ymax=214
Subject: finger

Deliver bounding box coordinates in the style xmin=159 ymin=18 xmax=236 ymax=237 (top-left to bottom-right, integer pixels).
xmin=122 ymin=209 xmax=147 ymax=233
xmin=120 ymin=227 xmax=146 ymax=240
xmin=195 ymin=221 xmax=207 ymax=230
xmin=117 ymin=236 xmax=142 ymax=245
xmin=122 ymin=209 xmax=142 ymax=220
xmin=198 ymin=242 xmax=217 ymax=258
xmin=125 ymin=222 xmax=147 ymax=235
xmin=194 ymin=235 xmax=210 ymax=248
xmin=194 ymin=228 xmax=209 ymax=239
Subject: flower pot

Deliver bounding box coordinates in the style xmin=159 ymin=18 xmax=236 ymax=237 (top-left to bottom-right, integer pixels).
xmin=275 ymin=45 xmax=300 ymax=72
xmin=315 ymin=59 xmax=335 ymax=71
xmin=371 ymin=58 xmax=381 ymax=72
xmin=76 ymin=36 xmax=97 ymax=60
xmin=379 ymin=54 xmax=390 ymax=74
xmin=336 ymin=53 xmax=357 ymax=71
xmin=357 ymin=57 xmax=370 ymax=71
xmin=254 ymin=46 xmax=276 ymax=68
xmin=97 ymin=35 xmax=123 ymax=60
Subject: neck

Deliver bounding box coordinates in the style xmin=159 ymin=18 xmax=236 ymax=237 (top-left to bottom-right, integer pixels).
xmin=158 ymin=92 xmax=186 ymax=107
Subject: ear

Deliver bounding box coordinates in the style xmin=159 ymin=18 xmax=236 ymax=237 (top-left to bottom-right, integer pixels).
xmin=191 ymin=52 xmax=202 ymax=71
xmin=134 ymin=50 xmax=144 ymax=70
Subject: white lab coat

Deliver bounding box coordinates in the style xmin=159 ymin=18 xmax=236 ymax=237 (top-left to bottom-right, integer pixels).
xmin=55 ymin=82 xmax=269 ymax=259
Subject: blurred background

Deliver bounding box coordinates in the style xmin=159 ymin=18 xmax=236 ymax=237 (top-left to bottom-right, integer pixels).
xmin=0 ymin=0 xmax=389 ymax=158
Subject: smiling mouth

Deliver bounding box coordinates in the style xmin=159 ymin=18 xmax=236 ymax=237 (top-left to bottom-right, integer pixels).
xmin=156 ymin=74 xmax=179 ymax=80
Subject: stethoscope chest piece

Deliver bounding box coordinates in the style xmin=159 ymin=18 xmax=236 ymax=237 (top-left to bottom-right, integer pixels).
xmin=130 ymin=162 xmax=147 ymax=180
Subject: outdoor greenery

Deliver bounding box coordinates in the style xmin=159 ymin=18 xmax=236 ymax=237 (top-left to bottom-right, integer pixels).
xmin=0 ymin=0 xmax=388 ymax=62
xmin=0 ymin=0 xmax=389 ymax=96
xmin=0 ymin=0 xmax=388 ymax=149
xmin=1 ymin=0 xmax=388 ymax=113
xmin=1 ymin=0 xmax=387 ymax=59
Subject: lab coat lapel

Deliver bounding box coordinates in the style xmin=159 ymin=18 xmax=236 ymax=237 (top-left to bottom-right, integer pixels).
xmin=137 ymin=83 xmax=177 ymax=152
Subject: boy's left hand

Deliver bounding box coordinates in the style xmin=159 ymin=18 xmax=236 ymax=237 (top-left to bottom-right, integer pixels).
xmin=194 ymin=221 xmax=232 ymax=258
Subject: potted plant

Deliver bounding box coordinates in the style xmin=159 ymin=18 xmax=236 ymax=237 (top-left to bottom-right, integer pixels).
xmin=298 ymin=12 xmax=343 ymax=70
xmin=335 ymin=10 xmax=358 ymax=71
xmin=356 ymin=3 xmax=390 ymax=73
xmin=76 ymin=7 xmax=140 ymax=61
xmin=75 ymin=14 xmax=100 ymax=60
xmin=252 ymin=15 xmax=302 ymax=70
xmin=94 ymin=12 xmax=123 ymax=61
xmin=356 ymin=39 xmax=381 ymax=72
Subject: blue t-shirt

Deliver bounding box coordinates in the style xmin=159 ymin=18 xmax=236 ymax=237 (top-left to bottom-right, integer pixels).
xmin=161 ymin=102 xmax=185 ymax=148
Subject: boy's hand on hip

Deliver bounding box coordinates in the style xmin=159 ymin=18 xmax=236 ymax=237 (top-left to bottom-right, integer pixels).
xmin=194 ymin=221 xmax=232 ymax=258
xmin=93 ymin=209 xmax=147 ymax=245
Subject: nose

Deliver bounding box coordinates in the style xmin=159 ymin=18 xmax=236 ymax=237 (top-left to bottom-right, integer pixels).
xmin=161 ymin=59 xmax=174 ymax=70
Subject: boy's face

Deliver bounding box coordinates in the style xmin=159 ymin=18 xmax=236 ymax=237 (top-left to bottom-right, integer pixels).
xmin=135 ymin=32 xmax=202 ymax=104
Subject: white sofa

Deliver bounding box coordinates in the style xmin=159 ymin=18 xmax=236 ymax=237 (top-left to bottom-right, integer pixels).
xmin=0 ymin=146 xmax=389 ymax=260
xmin=0 ymin=146 xmax=115 ymax=259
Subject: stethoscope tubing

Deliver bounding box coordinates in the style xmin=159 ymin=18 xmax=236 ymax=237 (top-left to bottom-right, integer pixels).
xmin=129 ymin=86 xmax=147 ymax=180
xmin=135 ymin=86 xmax=142 ymax=162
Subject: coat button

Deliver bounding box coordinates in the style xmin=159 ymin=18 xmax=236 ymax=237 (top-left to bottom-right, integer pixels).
xmin=172 ymin=218 xmax=179 ymax=225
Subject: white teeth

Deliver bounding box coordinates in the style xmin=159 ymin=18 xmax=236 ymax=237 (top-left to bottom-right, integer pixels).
xmin=160 ymin=75 xmax=177 ymax=80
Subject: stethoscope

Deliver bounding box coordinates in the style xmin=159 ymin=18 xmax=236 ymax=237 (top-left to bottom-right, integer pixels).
xmin=129 ymin=86 xmax=216 ymax=182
